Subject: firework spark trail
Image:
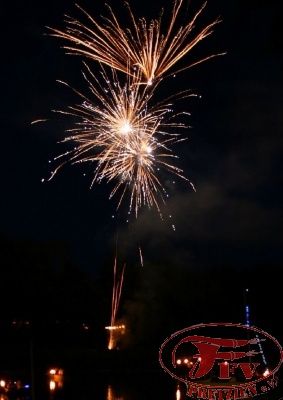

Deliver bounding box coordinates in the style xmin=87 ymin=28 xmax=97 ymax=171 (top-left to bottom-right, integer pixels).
xmin=107 ymin=253 xmax=125 ymax=350
xmin=31 ymin=119 xmax=48 ymax=124
xmin=111 ymin=257 xmax=125 ymax=328
xmin=108 ymin=231 xmax=126 ymax=350
xmin=47 ymin=0 xmax=224 ymax=85
xmin=47 ymin=63 xmax=196 ymax=217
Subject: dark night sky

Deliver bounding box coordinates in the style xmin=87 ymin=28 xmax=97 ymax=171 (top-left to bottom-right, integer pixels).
xmin=1 ymin=0 xmax=283 ymax=276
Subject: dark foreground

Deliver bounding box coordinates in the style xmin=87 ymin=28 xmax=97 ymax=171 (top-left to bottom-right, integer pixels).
xmin=1 ymin=343 xmax=283 ymax=400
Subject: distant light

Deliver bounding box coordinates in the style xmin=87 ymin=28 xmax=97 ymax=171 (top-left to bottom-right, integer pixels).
xmin=263 ymin=369 xmax=269 ymax=377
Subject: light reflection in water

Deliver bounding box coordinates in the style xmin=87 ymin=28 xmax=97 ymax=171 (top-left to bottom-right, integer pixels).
xmin=176 ymin=381 xmax=186 ymax=400
xmin=176 ymin=387 xmax=181 ymax=400
xmin=45 ymin=370 xmax=184 ymax=400
xmin=107 ymin=385 xmax=124 ymax=400
xmin=49 ymin=380 xmax=56 ymax=391
xmin=105 ymin=380 xmax=184 ymax=400
xmin=106 ymin=381 xmax=184 ymax=400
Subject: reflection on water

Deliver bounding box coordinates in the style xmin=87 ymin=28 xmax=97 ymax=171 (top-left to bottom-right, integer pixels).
xmin=46 ymin=370 xmax=179 ymax=400
xmin=176 ymin=382 xmax=181 ymax=400
xmin=0 ymin=375 xmax=31 ymax=400
xmin=1 ymin=373 xmax=283 ymax=400
xmin=2 ymin=364 xmax=283 ymax=400
xmin=105 ymin=384 xmax=182 ymax=400
xmin=43 ymin=369 xmax=283 ymax=400
xmin=0 ymin=367 xmax=181 ymax=400
xmin=106 ymin=385 xmax=123 ymax=400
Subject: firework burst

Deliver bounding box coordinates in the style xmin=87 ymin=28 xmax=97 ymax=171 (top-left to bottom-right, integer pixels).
xmin=47 ymin=63 xmax=195 ymax=217
xmin=47 ymin=0 xmax=224 ymax=85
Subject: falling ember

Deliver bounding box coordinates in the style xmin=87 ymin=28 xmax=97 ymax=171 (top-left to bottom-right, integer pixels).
xmin=31 ymin=119 xmax=48 ymax=124
xmin=47 ymin=63 xmax=195 ymax=217
xmin=139 ymin=246 xmax=144 ymax=267
xmin=47 ymin=0 xmax=224 ymax=85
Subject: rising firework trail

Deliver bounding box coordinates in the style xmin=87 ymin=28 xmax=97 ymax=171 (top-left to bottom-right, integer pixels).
xmin=106 ymin=253 xmax=125 ymax=350
xmin=47 ymin=0 xmax=224 ymax=85
xmin=46 ymin=63 xmax=195 ymax=217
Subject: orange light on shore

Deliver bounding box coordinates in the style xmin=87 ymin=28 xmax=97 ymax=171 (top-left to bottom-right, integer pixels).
xmin=105 ymin=324 xmax=125 ymax=331
xmin=105 ymin=324 xmax=126 ymax=349
xmin=48 ymin=368 xmax=64 ymax=390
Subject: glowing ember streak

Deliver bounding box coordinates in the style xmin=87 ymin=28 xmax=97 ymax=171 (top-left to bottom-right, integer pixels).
xmin=47 ymin=64 xmax=195 ymax=216
xmin=31 ymin=119 xmax=48 ymax=124
xmin=139 ymin=246 xmax=144 ymax=267
xmin=47 ymin=0 xmax=224 ymax=85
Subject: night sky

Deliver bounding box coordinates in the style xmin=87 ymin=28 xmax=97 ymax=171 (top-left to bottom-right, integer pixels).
xmin=1 ymin=0 xmax=283 ymax=277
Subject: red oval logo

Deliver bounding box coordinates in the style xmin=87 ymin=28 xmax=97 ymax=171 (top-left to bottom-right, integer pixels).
xmin=159 ymin=323 xmax=283 ymax=399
